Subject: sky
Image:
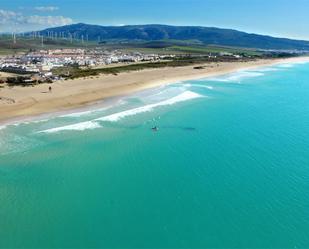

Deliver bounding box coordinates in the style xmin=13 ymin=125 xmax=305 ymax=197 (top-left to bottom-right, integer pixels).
xmin=0 ymin=0 xmax=309 ymax=40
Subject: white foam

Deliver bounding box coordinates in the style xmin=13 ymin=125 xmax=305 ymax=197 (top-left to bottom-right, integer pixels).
xmin=278 ymin=63 xmax=294 ymax=68
xmin=95 ymin=91 xmax=202 ymax=122
xmin=276 ymin=60 xmax=309 ymax=68
xmin=251 ymin=67 xmax=279 ymax=72
xmin=172 ymin=80 xmax=184 ymax=85
xmin=59 ymin=105 xmax=113 ymax=118
xmin=210 ymin=71 xmax=264 ymax=82
xmin=13 ymin=118 xmax=50 ymax=126
xmin=60 ymin=110 xmax=98 ymax=118
xmin=225 ymin=71 xmax=264 ymax=82
xmin=38 ymin=121 xmax=101 ymax=133
xmin=185 ymin=83 xmax=214 ymax=89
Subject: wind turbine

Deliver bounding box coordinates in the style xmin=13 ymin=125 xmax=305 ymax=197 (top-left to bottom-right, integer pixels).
xmin=12 ymin=23 xmax=17 ymax=44
xmin=13 ymin=32 xmax=16 ymax=44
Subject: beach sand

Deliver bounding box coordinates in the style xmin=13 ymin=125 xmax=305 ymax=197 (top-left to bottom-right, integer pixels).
xmin=0 ymin=57 xmax=308 ymax=123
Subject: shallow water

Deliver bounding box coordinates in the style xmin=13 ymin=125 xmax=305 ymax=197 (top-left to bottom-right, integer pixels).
xmin=1 ymin=62 xmax=309 ymax=248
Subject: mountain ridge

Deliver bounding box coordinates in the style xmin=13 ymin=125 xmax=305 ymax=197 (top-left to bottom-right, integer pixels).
xmin=38 ymin=23 xmax=309 ymax=50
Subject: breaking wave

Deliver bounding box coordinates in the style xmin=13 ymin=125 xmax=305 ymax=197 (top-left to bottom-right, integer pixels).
xmin=250 ymin=67 xmax=279 ymax=72
xmin=277 ymin=61 xmax=309 ymax=69
xmin=38 ymin=121 xmax=101 ymax=133
xmin=95 ymin=91 xmax=203 ymax=122
xmin=59 ymin=103 xmax=116 ymax=118
xmin=59 ymin=110 xmax=98 ymax=118
xmin=209 ymin=71 xmax=264 ymax=83
xmin=278 ymin=63 xmax=294 ymax=68
xmin=183 ymin=83 xmax=214 ymax=90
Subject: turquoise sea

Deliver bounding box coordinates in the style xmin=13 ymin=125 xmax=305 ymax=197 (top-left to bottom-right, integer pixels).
xmin=1 ymin=61 xmax=309 ymax=248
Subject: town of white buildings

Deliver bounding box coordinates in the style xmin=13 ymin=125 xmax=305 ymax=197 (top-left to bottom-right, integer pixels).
xmin=0 ymin=48 xmax=175 ymax=79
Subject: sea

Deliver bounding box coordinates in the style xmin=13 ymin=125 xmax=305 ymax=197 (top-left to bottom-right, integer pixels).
xmin=0 ymin=61 xmax=309 ymax=248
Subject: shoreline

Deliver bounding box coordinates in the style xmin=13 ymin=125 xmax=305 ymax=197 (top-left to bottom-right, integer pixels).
xmin=1 ymin=56 xmax=309 ymax=125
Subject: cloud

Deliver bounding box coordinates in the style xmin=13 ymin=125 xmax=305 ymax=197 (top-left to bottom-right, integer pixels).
xmin=0 ymin=9 xmax=73 ymax=28
xmin=0 ymin=9 xmax=19 ymax=24
xmin=34 ymin=6 xmax=59 ymax=12
xmin=26 ymin=15 xmax=73 ymax=26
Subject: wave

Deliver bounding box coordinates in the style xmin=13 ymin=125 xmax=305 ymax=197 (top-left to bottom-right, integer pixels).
xmin=278 ymin=63 xmax=294 ymax=68
xmin=170 ymin=80 xmax=184 ymax=85
xmin=209 ymin=71 xmax=264 ymax=83
xmin=95 ymin=91 xmax=203 ymax=122
xmin=184 ymin=83 xmax=214 ymax=90
xmin=59 ymin=110 xmax=97 ymax=118
xmin=59 ymin=104 xmax=116 ymax=118
xmin=38 ymin=121 xmax=101 ymax=133
xmin=0 ymin=118 xmax=50 ymax=130
xmin=275 ymin=60 xmax=309 ymax=69
xmin=0 ymin=135 xmax=42 ymax=155
xmin=277 ymin=61 xmax=309 ymax=67
xmin=13 ymin=118 xmax=50 ymax=126
xmin=251 ymin=67 xmax=279 ymax=72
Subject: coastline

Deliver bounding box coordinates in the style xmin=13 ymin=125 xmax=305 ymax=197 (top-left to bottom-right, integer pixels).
xmin=1 ymin=56 xmax=309 ymax=124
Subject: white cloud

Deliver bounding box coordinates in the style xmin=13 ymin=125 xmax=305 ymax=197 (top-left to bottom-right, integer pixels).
xmin=34 ymin=6 xmax=59 ymax=12
xmin=26 ymin=15 xmax=73 ymax=26
xmin=0 ymin=9 xmax=19 ymax=24
xmin=0 ymin=9 xmax=73 ymax=29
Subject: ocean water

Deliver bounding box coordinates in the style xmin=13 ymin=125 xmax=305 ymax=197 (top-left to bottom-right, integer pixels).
xmin=1 ymin=61 xmax=309 ymax=248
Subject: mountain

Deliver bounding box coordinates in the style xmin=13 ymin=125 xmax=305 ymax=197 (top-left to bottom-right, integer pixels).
xmin=39 ymin=23 xmax=309 ymax=51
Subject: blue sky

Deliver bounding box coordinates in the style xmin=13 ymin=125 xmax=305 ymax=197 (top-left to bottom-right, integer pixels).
xmin=1 ymin=0 xmax=309 ymax=40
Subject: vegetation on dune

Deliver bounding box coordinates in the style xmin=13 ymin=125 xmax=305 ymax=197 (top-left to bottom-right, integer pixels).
xmin=5 ymin=76 xmax=53 ymax=86
xmin=169 ymin=45 xmax=262 ymax=56
xmin=51 ymin=49 xmax=297 ymax=81
xmin=52 ymin=56 xmax=250 ymax=80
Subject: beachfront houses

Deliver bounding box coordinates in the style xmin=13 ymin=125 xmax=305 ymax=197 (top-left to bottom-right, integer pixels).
xmin=0 ymin=48 xmax=170 ymax=78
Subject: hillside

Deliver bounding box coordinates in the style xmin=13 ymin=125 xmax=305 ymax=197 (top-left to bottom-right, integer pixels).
xmin=39 ymin=23 xmax=309 ymax=51
xmin=0 ymin=35 xmax=97 ymax=55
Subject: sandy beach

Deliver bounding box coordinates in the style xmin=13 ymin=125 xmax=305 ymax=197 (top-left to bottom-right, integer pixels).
xmin=1 ymin=56 xmax=309 ymax=123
